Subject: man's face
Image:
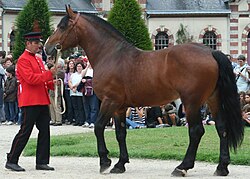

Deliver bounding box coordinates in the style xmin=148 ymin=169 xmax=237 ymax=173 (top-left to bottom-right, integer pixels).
xmin=26 ymin=40 xmax=40 ymax=54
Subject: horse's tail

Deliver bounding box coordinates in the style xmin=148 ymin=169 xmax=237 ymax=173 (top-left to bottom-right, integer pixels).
xmin=212 ymin=50 xmax=244 ymax=151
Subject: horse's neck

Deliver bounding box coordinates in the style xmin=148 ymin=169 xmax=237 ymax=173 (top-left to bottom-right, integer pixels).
xmin=77 ymin=18 xmax=135 ymax=66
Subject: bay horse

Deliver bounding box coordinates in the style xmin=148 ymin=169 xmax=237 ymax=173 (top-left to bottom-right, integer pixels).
xmin=45 ymin=5 xmax=244 ymax=177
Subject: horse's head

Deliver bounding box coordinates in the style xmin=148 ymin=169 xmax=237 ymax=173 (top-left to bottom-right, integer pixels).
xmin=45 ymin=5 xmax=80 ymax=56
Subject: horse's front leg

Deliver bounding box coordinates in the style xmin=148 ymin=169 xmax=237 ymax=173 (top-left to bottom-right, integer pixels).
xmin=110 ymin=109 xmax=129 ymax=173
xmin=172 ymin=108 xmax=205 ymax=177
xmin=94 ymin=101 xmax=114 ymax=173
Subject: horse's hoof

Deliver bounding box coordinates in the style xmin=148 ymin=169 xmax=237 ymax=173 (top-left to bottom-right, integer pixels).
xmin=100 ymin=158 xmax=112 ymax=173
xmin=171 ymin=168 xmax=187 ymax=177
xmin=110 ymin=165 xmax=126 ymax=173
xmin=214 ymin=168 xmax=229 ymax=176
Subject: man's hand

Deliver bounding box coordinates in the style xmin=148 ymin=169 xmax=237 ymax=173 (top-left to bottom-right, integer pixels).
xmin=50 ymin=66 xmax=57 ymax=77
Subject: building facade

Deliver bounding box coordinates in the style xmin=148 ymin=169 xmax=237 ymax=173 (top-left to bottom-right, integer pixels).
xmin=1 ymin=0 xmax=250 ymax=61
xmin=93 ymin=0 xmax=250 ymax=61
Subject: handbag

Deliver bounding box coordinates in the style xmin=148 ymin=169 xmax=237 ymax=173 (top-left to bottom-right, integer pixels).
xmin=84 ymin=79 xmax=93 ymax=96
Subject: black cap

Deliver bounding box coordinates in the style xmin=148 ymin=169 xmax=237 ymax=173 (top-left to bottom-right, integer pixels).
xmin=24 ymin=32 xmax=42 ymax=41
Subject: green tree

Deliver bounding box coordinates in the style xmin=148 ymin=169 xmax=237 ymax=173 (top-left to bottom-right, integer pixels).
xmin=176 ymin=23 xmax=193 ymax=44
xmin=108 ymin=0 xmax=152 ymax=50
xmin=13 ymin=0 xmax=52 ymax=61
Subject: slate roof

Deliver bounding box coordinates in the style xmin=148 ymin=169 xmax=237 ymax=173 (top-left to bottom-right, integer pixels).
xmin=146 ymin=0 xmax=231 ymax=15
xmin=0 ymin=0 xmax=97 ymax=13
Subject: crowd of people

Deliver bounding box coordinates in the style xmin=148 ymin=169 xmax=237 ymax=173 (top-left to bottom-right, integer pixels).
xmin=230 ymin=54 xmax=250 ymax=127
xmin=0 ymin=48 xmax=100 ymax=129
xmin=2 ymin=51 xmax=250 ymax=131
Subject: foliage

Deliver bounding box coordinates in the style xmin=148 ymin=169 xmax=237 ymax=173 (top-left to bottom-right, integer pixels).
xmin=175 ymin=23 xmax=193 ymax=44
xmin=24 ymin=126 xmax=250 ymax=165
xmin=108 ymin=0 xmax=152 ymax=50
xmin=13 ymin=0 xmax=52 ymax=61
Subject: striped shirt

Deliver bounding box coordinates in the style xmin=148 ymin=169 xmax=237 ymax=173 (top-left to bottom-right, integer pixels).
xmin=130 ymin=107 xmax=145 ymax=124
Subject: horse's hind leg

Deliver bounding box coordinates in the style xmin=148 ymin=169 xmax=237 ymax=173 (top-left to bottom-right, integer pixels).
xmin=208 ymin=95 xmax=230 ymax=176
xmin=94 ymin=100 xmax=114 ymax=173
xmin=110 ymin=108 xmax=129 ymax=173
xmin=213 ymin=112 xmax=230 ymax=176
xmin=172 ymin=105 xmax=205 ymax=177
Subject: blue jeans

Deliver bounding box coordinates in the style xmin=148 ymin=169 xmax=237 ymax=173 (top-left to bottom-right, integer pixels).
xmin=0 ymin=88 xmax=5 ymax=122
xmin=126 ymin=118 xmax=145 ymax=129
xmin=4 ymin=101 xmax=17 ymax=122
xmin=83 ymin=94 xmax=100 ymax=124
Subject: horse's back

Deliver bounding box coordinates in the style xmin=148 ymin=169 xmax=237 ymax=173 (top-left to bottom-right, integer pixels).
xmin=123 ymin=43 xmax=219 ymax=106
xmin=165 ymin=43 xmax=219 ymax=102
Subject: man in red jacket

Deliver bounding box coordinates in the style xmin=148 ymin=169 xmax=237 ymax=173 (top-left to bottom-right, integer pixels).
xmin=5 ymin=32 xmax=56 ymax=172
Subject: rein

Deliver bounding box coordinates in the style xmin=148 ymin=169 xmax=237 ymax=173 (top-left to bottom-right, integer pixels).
xmin=52 ymin=13 xmax=80 ymax=114
xmin=54 ymin=46 xmax=66 ymax=114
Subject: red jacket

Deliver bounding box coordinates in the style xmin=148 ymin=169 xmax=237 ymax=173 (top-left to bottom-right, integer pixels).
xmin=16 ymin=50 xmax=54 ymax=107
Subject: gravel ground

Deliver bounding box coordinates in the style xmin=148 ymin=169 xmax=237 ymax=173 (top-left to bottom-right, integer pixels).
xmin=0 ymin=124 xmax=249 ymax=179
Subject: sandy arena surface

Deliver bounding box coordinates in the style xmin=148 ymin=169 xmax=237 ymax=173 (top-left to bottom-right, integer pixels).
xmin=0 ymin=124 xmax=249 ymax=179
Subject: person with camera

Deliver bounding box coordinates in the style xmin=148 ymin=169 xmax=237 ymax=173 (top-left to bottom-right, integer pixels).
xmin=233 ymin=55 xmax=249 ymax=92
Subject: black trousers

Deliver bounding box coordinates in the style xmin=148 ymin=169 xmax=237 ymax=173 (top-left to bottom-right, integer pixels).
xmin=7 ymin=105 xmax=51 ymax=165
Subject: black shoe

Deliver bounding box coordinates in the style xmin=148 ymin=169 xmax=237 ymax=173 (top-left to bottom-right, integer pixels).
xmin=36 ymin=164 xmax=55 ymax=171
xmin=5 ymin=162 xmax=25 ymax=172
xmin=53 ymin=123 xmax=62 ymax=126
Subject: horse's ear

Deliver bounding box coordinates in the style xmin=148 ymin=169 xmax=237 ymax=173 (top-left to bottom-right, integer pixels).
xmin=65 ymin=4 xmax=74 ymax=18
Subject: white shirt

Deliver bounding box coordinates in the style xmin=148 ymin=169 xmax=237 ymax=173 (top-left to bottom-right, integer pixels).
xmin=69 ymin=72 xmax=83 ymax=96
xmin=234 ymin=63 xmax=249 ymax=92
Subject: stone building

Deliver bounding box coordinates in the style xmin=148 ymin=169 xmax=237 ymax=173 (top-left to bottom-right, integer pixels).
xmin=1 ymin=0 xmax=250 ymax=61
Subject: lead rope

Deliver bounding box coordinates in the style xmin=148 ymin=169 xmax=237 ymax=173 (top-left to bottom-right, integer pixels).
xmin=54 ymin=46 xmax=66 ymax=114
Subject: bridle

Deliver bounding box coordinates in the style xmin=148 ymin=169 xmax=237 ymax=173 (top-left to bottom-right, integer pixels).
xmin=53 ymin=13 xmax=80 ymax=114
xmin=57 ymin=12 xmax=80 ymax=50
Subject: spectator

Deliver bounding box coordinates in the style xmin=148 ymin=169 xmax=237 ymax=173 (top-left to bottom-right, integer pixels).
xmin=4 ymin=55 xmax=14 ymax=68
xmin=3 ymin=66 xmax=17 ymax=125
xmin=234 ymin=55 xmax=249 ymax=92
xmin=177 ymin=103 xmax=186 ymax=119
xmin=81 ymin=63 xmax=99 ymax=128
xmin=64 ymin=59 xmax=75 ymax=124
xmin=145 ymin=106 xmax=164 ymax=128
xmin=242 ymin=104 xmax=250 ymax=127
xmin=0 ymin=51 xmax=6 ymax=123
xmin=226 ymin=54 xmax=237 ymax=69
xmin=244 ymin=91 xmax=250 ymax=105
xmin=239 ymin=91 xmax=246 ymax=109
xmin=49 ymin=58 xmax=65 ymax=126
xmin=68 ymin=62 xmax=85 ymax=126
xmin=126 ymin=107 xmax=146 ymax=129
xmin=163 ymin=104 xmax=183 ymax=126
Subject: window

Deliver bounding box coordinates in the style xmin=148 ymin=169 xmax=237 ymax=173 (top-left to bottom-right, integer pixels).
xmin=155 ymin=32 xmax=168 ymax=50
xmin=203 ymin=31 xmax=217 ymax=50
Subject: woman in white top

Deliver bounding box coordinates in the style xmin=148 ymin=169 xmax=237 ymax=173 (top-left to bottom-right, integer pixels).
xmin=68 ymin=62 xmax=89 ymax=126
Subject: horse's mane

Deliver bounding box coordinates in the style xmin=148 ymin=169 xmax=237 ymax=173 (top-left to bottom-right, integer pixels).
xmin=81 ymin=13 xmax=128 ymax=42
xmin=58 ymin=12 xmax=132 ymax=45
